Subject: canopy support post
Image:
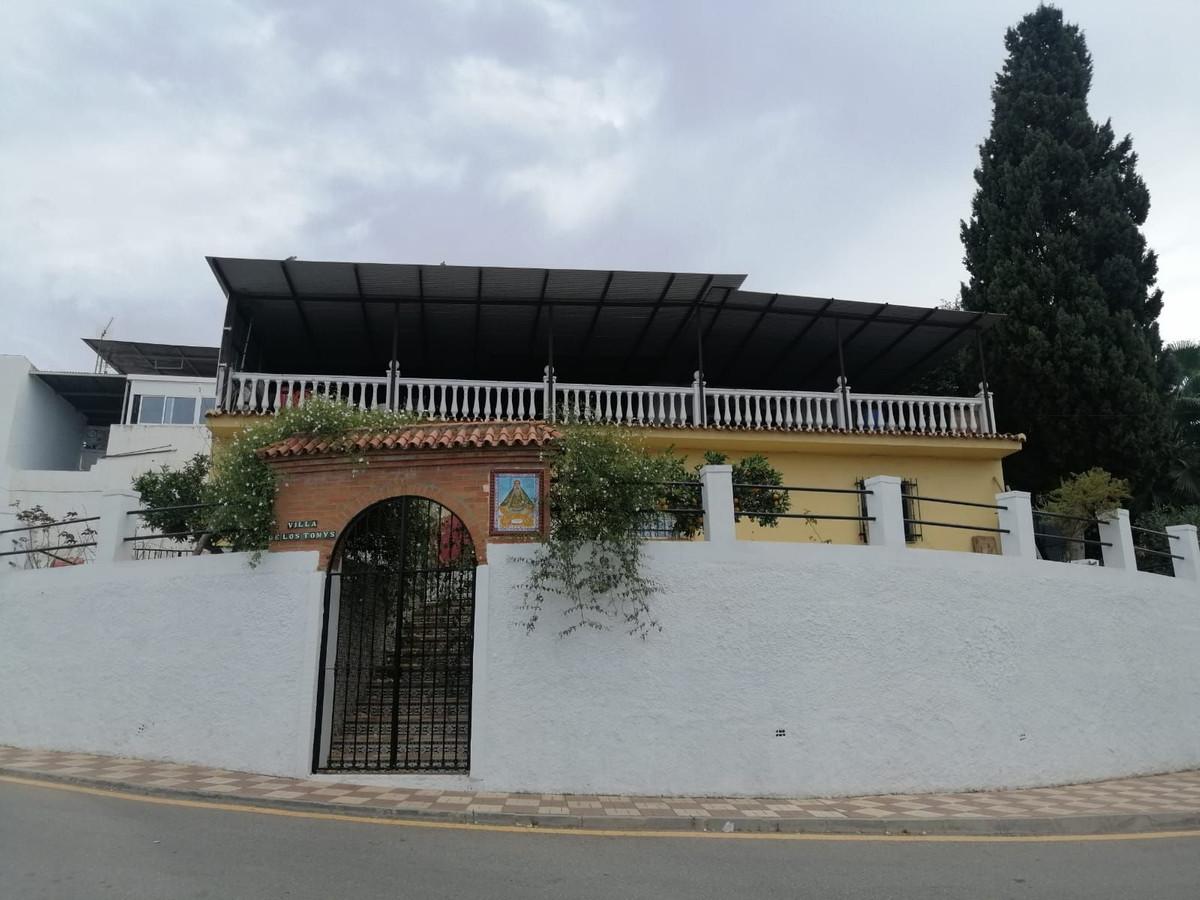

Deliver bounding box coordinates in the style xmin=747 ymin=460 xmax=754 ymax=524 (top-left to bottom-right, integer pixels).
xmin=836 ymin=318 xmax=851 ymax=429
xmin=546 ymin=305 xmax=556 ymax=422
xmin=976 ymin=327 xmax=993 ymax=434
xmin=388 ymin=302 xmax=399 ymax=411
xmin=694 ymin=304 xmax=707 ymax=427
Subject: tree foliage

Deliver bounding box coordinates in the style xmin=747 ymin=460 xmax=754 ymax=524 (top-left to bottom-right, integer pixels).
xmin=203 ymin=398 xmax=420 ymax=555
xmin=5 ymin=504 xmax=96 ymax=568
xmin=521 ymin=426 xmax=675 ymax=638
xmin=521 ymin=429 xmax=787 ymax=638
xmin=959 ymin=5 xmax=1170 ymax=501
xmin=132 ymin=453 xmax=210 ymax=546
xmin=1038 ymin=467 xmax=1130 ymax=559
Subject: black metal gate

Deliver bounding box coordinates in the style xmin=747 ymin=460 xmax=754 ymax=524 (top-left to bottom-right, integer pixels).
xmin=314 ymin=497 xmax=477 ymax=771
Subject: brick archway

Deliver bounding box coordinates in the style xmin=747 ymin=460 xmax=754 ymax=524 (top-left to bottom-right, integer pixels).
xmin=258 ymin=422 xmax=557 ymax=567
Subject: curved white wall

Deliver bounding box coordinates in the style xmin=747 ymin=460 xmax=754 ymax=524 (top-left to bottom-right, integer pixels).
xmin=1 ymin=542 xmax=1197 ymax=797
xmin=0 ymin=552 xmax=324 ymax=777
xmin=474 ymin=542 xmax=1200 ymax=797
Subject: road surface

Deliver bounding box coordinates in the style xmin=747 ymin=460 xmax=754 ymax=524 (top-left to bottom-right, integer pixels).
xmin=2 ymin=777 xmax=1198 ymax=898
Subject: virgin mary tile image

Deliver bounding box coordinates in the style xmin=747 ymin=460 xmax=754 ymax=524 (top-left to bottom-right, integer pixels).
xmin=492 ymin=471 xmax=541 ymax=533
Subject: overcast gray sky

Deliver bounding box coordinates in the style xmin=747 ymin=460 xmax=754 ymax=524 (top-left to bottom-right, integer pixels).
xmin=2 ymin=0 xmax=1196 ymax=373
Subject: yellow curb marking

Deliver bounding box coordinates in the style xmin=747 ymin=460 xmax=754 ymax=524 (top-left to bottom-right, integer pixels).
xmin=2 ymin=774 xmax=1198 ymax=843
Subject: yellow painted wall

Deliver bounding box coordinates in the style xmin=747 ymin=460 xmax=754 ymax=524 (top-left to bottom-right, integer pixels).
xmin=209 ymin=413 xmax=1022 ymax=554
xmin=633 ymin=428 xmax=1021 ymax=552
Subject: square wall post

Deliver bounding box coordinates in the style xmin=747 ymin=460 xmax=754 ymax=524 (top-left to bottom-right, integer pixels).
xmin=1098 ymin=509 xmax=1137 ymax=572
xmin=863 ymin=475 xmax=906 ymax=548
xmin=1166 ymin=525 xmax=1200 ymax=582
xmin=699 ymin=464 xmax=735 ymax=544
xmin=996 ymin=491 xmax=1037 ymax=560
xmin=96 ymin=491 xmax=140 ymax=564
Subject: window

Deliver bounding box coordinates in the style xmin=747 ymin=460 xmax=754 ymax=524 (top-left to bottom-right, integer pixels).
xmin=136 ymin=395 xmax=199 ymax=425
xmin=857 ymin=479 xmax=922 ymax=543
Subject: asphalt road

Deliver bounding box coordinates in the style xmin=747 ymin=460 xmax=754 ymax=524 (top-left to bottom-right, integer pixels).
xmin=2 ymin=778 xmax=1199 ymax=899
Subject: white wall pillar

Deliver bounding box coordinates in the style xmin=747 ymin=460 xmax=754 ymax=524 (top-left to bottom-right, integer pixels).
xmin=96 ymin=490 xmax=139 ymax=564
xmin=1166 ymin=525 xmax=1200 ymax=582
xmin=1098 ymin=509 xmax=1137 ymax=573
xmin=699 ymin=464 xmax=736 ymax=544
xmin=863 ymin=475 xmax=906 ymax=548
xmin=996 ymin=491 xmax=1037 ymax=560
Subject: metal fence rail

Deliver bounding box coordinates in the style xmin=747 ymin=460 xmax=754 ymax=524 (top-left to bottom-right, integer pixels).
xmin=899 ymin=493 xmax=1011 ymax=536
xmin=2 ymin=514 xmax=101 ymax=565
xmin=735 ymin=483 xmax=875 ymax=525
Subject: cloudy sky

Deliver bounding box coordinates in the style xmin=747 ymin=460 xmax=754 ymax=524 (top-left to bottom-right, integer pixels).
xmin=2 ymin=0 xmax=1196 ymax=372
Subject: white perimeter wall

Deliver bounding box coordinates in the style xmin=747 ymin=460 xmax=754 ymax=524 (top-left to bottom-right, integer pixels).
xmin=475 ymin=541 xmax=1200 ymax=797
xmin=0 ymin=552 xmax=324 ymax=777
xmin=2 ymin=541 xmax=1198 ymax=796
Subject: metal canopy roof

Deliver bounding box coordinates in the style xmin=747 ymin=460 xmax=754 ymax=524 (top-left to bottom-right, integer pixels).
xmin=33 ymin=372 xmax=128 ymax=426
xmin=209 ymin=257 xmax=997 ymax=391
xmin=84 ymin=339 xmax=219 ymax=377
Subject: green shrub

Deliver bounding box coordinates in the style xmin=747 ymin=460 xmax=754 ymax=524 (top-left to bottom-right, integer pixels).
xmin=204 ymin=398 xmax=421 ymax=555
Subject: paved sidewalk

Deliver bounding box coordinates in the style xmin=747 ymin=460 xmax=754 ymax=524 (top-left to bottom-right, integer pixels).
xmin=4 ymin=745 xmax=1200 ymax=835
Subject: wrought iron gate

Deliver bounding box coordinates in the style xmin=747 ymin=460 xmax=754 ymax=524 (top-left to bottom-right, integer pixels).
xmin=314 ymin=497 xmax=477 ymax=771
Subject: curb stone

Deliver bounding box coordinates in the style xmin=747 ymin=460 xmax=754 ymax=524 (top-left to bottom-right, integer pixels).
xmin=4 ymin=766 xmax=1200 ymax=837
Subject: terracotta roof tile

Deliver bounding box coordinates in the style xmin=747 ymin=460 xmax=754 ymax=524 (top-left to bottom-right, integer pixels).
xmin=256 ymin=420 xmax=560 ymax=459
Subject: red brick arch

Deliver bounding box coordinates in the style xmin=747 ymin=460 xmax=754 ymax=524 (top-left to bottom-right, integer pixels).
xmin=263 ymin=445 xmax=550 ymax=568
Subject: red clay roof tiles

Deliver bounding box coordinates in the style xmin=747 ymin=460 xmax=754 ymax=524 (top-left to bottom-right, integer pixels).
xmin=256 ymin=421 xmax=560 ymax=459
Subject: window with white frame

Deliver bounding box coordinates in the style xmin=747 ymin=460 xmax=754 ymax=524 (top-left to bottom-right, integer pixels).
xmin=131 ymin=395 xmax=201 ymax=425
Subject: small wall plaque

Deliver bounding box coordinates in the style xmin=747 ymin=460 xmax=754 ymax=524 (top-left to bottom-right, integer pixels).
xmin=272 ymin=519 xmax=337 ymax=542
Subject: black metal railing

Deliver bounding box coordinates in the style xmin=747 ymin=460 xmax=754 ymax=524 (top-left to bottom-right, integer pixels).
xmin=629 ymin=481 xmax=703 ymax=539
xmin=0 ymin=514 xmax=100 ymax=563
xmin=1130 ymin=524 xmax=1182 ymax=576
xmin=125 ymin=503 xmax=216 ymax=550
xmin=1032 ymin=510 xmax=1110 ymax=564
xmin=901 ymin=494 xmax=1011 ymax=536
xmin=740 ymin=484 xmax=875 ymax=542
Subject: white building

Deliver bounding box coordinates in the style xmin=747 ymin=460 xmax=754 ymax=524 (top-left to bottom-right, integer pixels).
xmin=0 ymin=340 xmax=216 ymax=542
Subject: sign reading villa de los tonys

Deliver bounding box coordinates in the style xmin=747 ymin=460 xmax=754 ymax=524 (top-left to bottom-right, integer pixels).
xmin=272 ymin=519 xmax=337 ymax=542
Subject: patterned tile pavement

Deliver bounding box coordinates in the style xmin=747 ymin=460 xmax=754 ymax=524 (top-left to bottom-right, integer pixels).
xmin=4 ymin=745 xmax=1200 ymax=829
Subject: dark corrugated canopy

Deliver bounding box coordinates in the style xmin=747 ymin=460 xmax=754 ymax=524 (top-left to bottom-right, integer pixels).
xmin=209 ymin=257 xmax=997 ymax=391
xmin=85 ymin=339 xmax=219 ymax=377
xmin=33 ymin=372 xmax=128 ymax=425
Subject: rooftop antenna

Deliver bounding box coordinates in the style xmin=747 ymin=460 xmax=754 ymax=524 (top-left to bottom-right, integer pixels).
xmin=93 ymin=318 xmax=115 ymax=374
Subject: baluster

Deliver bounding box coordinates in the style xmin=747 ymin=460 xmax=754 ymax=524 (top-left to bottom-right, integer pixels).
xmin=516 ymin=386 xmax=526 ymax=419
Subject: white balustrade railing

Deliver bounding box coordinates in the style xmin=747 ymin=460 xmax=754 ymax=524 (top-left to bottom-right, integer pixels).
xmin=847 ymin=392 xmax=988 ymax=435
xmin=555 ymin=382 xmax=696 ymax=426
xmin=223 ymin=372 xmax=390 ymax=414
xmin=705 ymin=387 xmax=841 ymax=431
xmin=394 ymin=377 xmax=546 ymax=421
xmin=219 ymin=370 xmax=996 ymax=436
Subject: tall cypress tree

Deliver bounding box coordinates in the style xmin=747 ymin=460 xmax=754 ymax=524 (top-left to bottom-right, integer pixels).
xmin=961 ymin=5 xmax=1169 ymax=499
